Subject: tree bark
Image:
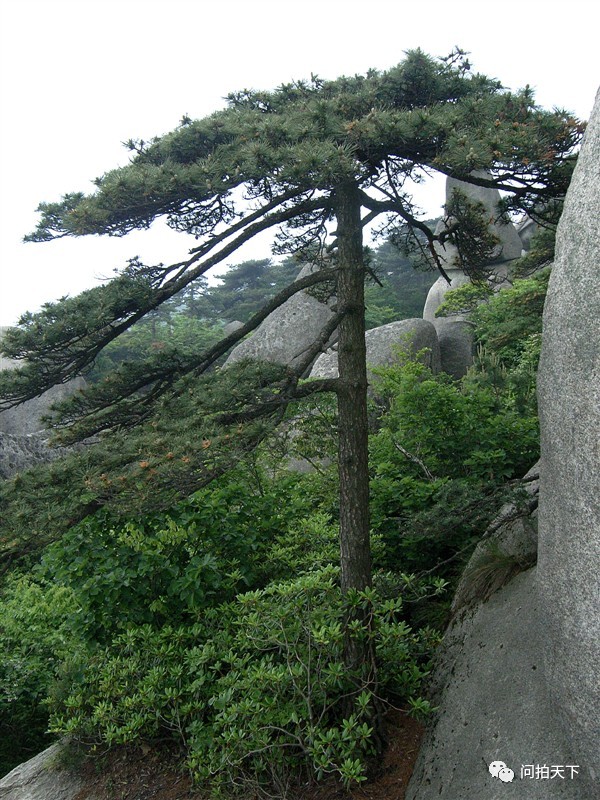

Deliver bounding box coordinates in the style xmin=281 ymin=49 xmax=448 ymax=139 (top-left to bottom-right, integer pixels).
xmin=334 ymin=181 xmax=374 ymax=684
xmin=335 ymin=181 xmax=371 ymax=597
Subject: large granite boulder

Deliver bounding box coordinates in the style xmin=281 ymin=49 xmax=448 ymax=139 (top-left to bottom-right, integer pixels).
xmin=536 ymin=87 xmax=600 ymax=793
xmin=430 ymin=318 xmax=474 ymax=380
xmin=406 ymin=465 xmax=587 ymax=799
xmin=432 ymin=171 xmax=523 ymax=274
xmin=408 ymin=87 xmax=600 ymax=799
xmin=422 ymin=268 xmax=471 ymax=323
xmin=407 ymin=568 xmax=584 ymax=800
xmin=0 ymin=743 xmax=95 ymax=800
xmin=517 ymin=216 xmax=538 ymax=252
xmin=309 ymin=318 xmax=440 ymax=381
xmin=422 ymin=266 xmax=474 ymax=380
xmin=224 ymin=265 xmax=337 ymax=372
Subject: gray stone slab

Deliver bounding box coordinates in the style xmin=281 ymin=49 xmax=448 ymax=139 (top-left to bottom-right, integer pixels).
xmin=407 ymin=568 xmax=586 ymax=799
xmin=224 ymin=265 xmax=337 ymax=371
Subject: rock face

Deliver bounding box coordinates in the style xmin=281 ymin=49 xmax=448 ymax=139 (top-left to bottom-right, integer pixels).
xmin=409 ymin=87 xmax=600 ymax=799
xmin=0 ymin=743 xmax=94 ymax=800
xmin=221 ymin=319 xmax=244 ymax=336
xmin=0 ymin=328 xmax=86 ymax=477
xmin=224 ymin=265 xmax=337 ymax=372
xmin=536 ymin=87 xmax=600 ymax=793
xmin=451 ymin=462 xmax=539 ymax=615
xmin=0 ymin=432 xmax=64 ymax=479
xmin=0 ymin=327 xmax=86 ymax=436
xmin=517 ymin=216 xmax=538 ymax=252
xmin=406 ymin=463 xmax=587 ymax=799
xmin=430 ymin=318 xmax=473 ymax=380
xmin=422 ymin=268 xmax=471 ymax=323
xmin=309 ymin=318 xmax=440 ymax=381
xmin=406 ymin=568 xmax=584 ymax=800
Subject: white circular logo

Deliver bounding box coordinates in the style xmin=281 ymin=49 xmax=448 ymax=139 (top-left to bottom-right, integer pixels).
xmin=489 ymin=761 xmax=507 ymax=778
xmin=498 ymin=767 xmax=515 ymax=783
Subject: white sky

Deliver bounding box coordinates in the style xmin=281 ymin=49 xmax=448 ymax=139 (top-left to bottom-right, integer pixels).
xmin=0 ymin=0 xmax=597 ymax=325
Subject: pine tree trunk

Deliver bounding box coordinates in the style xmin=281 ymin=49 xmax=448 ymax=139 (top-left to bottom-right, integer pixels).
xmin=334 ymin=181 xmax=374 ymax=684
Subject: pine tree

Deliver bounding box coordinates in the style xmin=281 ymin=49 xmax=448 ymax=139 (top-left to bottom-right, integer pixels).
xmin=0 ymin=49 xmax=582 ymax=687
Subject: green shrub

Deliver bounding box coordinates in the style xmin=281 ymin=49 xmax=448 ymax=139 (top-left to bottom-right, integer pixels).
xmin=0 ymin=576 xmax=82 ymax=776
xmin=369 ymin=357 xmax=539 ymax=576
xmin=40 ymin=469 xmax=317 ymax=643
xmin=50 ymin=567 xmax=440 ymax=796
xmin=470 ymin=268 xmax=549 ymax=370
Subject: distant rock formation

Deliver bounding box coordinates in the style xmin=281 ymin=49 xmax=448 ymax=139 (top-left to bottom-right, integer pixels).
xmin=0 ymin=431 xmax=64 ymax=480
xmin=423 ymin=173 xmax=523 ymax=378
xmin=517 ymin=216 xmax=537 ymax=252
xmin=220 ymin=175 xmax=525 ymax=383
xmin=0 ymin=327 xmax=86 ymax=437
xmin=0 ymin=327 xmax=85 ymax=478
xmin=221 ymin=319 xmax=244 ymax=337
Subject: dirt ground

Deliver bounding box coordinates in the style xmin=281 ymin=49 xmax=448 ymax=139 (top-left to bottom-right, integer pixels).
xmin=74 ymin=710 xmax=424 ymax=800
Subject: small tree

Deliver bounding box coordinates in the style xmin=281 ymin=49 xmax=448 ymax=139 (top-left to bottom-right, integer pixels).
xmin=0 ymin=50 xmax=582 ymax=689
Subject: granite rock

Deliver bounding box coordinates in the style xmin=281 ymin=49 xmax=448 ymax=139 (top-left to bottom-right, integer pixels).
xmin=407 ymin=569 xmax=584 ymax=800
xmin=0 ymin=743 xmax=95 ymax=800
xmin=223 ymin=265 xmax=337 ymax=372
xmin=536 ymin=86 xmax=600 ymax=793
xmin=309 ymin=318 xmax=440 ymax=381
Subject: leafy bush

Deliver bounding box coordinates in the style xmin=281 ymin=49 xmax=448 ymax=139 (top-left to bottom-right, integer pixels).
xmin=470 ymin=268 xmax=549 ymax=370
xmin=50 ymin=567 xmax=440 ymax=795
xmin=0 ymin=576 xmax=81 ymax=776
xmin=369 ymin=357 xmax=539 ymax=576
xmin=40 ymin=469 xmax=322 ymax=642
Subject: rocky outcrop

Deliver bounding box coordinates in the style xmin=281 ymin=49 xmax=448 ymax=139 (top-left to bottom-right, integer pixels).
xmin=517 ymin=216 xmax=538 ymax=252
xmin=309 ymin=318 xmax=440 ymax=381
xmin=422 ymin=268 xmax=471 ymax=323
xmin=451 ymin=462 xmax=539 ymax=615
xmin=433 ymin=171 xmax=523 ymax=272
xmin=0 ymin=743 xmax=95 ymax=800
xmin=0 ymin=385 xmax=86 ymax=437
xmin=224 ymin=265 xmax=337 ymax=372
xmin=536 ymin=87 xmax=600 ymax=794
xmin=429 ymin=318 xmax=473 ymax=381
xmin=404 ymin=463 xmax=584 ymax=799
xmin=222 ymin=319 xmax=244 ymax=336
xmin=0 ymin=328 xmax=87 ymax=476
xmin=406 ymin=568 xmax=584 ymax=800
